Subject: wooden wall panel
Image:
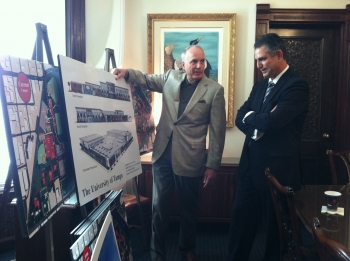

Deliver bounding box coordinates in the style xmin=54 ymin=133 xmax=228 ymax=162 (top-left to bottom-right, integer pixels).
xmin=138 ymin=163 xmax=238 ymax=223
xmin=65 ymin=0 xmax=86 ymax=62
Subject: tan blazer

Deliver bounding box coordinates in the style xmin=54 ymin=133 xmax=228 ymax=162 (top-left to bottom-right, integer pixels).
xmin=127 ymin=69 xmax=226 ymax=177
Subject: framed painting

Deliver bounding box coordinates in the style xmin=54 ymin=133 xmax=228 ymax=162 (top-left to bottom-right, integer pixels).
xmin=147 ymin=13 xmax=236 ymax=127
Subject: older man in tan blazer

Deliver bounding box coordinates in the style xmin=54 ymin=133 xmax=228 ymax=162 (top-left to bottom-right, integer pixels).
xmin=113 ymin=45 xmax=226 ymax=261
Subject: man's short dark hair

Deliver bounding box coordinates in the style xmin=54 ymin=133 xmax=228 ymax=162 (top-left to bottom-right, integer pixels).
xmin=254 ymin=33 xmax=287 ymax=59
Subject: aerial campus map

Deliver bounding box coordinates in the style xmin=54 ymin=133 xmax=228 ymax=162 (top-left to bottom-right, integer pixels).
xmin=0 ymin=55 xmax=75 ymax=238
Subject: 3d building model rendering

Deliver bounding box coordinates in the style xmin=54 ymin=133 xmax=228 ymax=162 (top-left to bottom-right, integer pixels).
xmin=79 ymin=129 xmax=133 ymax=170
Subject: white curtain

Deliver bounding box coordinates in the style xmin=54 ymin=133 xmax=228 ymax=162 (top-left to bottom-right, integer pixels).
xmin=0 ymin=1 xmax=65 ymax=183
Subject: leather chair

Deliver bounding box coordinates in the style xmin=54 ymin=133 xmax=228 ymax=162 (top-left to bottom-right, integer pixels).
xmin=311 ymin=217 xmax=350 ymax=261
xmin=265 ymin=167 xmax=318 ymax=261
xmin=123 ymin=176 xmax=152 ymax=249
xmin=326 ymin=150 xmax=350 ymax=185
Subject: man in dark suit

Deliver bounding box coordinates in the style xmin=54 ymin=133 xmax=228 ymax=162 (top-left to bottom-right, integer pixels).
xmin=113 ymin=45 xmax=226 ymax=261
xmin=227 ymin=33 xmax=309 ymax=261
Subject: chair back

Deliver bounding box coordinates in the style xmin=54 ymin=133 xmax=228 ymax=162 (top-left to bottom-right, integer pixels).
xmin=326 ymin=150 xmax=350 ymax=185
xmin=265 ymin=167 xmax=304 ymax=260
xmin=311 ymin=217 xmax=350 ymax=261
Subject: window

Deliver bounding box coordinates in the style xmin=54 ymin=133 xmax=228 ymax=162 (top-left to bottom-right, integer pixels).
xmin=0 ymin=1 xmax=65 ymax=183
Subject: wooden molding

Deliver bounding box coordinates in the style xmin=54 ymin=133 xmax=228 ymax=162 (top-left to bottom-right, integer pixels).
xmin=65 ymin=0 xmax=86 ymax=62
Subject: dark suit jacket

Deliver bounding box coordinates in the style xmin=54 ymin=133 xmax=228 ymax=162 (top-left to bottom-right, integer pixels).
xmin=127 ymin=69 xmax=226 ymax=177
xmin=235 ymin=68 xmax=309 ymax=190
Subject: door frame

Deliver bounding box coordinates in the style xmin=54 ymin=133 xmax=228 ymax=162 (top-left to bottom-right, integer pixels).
xmin=255 ymin=4 xmax=350 ymax=151
xmin=65 ymin=0 xmax=86 ymax=63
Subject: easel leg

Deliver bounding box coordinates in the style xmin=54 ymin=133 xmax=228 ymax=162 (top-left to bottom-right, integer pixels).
xmin=0 ymin=169 xmax=13 ymax=234
xmin=45 ymin=219 xmax=54 ymax=261
xmin=132 ymin=176 xmax=150 ymax=249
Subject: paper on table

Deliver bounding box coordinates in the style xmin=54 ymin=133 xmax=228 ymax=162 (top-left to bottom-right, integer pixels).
xmin=321 ymin=206 xmax=344 ymax=216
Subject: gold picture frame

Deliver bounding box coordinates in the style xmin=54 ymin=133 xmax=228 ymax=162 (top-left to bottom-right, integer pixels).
xmin=147 ymin=13 xmax=236 ymax=127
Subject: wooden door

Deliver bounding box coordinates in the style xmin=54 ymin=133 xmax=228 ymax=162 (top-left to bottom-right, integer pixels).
xmin=270 ymin=25 xmax=340 ymax=184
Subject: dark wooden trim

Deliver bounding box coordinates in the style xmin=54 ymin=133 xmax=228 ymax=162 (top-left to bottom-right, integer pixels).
xmin=255 ymin=4 xmax=349 ymax=80
xmin=255 ymin=4 xmax=350 ymax=152
xmin=0 ymin=235 xmax=14 ymax=244
xmin=139 ymin=163 xmax=238 ymax=223
xmin=337 ymin=4 xmax=350 ymax=151
xmin=65 ymin=0 xmax=86 ymax=62
xmin=254 ymin=4 xmax=271 ymax=82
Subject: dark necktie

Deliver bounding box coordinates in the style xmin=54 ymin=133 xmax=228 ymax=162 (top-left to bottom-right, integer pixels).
xmin=263 ymin=81 xmax=275 ymax=103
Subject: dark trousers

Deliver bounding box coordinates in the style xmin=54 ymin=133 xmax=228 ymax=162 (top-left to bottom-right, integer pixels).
xmin=150 ymin=141 xmax=201 ymax=261
xmin=227 ymin=170 xmax=280 ymax=261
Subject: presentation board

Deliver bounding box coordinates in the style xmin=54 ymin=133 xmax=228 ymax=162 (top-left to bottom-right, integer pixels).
xmin=0 ymin=55 xmax=76 ymax=238
xmin=91 ymin=210 xmax=121 ymax=261
xmin=70 ymin=190 xmax=127 ymax=261
xmin=58 ymin=55 xmax=142 ymax=205
xmin=0 ymin=53 xmax=153 ymax=238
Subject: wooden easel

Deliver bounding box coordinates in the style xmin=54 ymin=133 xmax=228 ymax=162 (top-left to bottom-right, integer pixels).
xmin=104 ymin=49 xmax=150 ymax=247
xmin=0 ymin=168 xmax=13 ymax=242
xmin=32 ymin=23 xmax=54 ymax=65
xmin=32 ymin=22 xmax=56 ymax=261
xmin=104 ymin=48 xmax=117 ymax=72
xmin=0 ymin=22 xmax=56 ymax=260
xmin=0 ymin=22 xmax=55 ymax=240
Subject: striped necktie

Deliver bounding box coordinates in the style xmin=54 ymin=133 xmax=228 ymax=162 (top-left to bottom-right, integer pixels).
xmin=263 ymin=81 xmax=275 ymax=103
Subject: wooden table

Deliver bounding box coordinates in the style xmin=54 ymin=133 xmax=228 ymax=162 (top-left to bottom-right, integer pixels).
xmin=294 ymin=184 xmax=350 ymax=249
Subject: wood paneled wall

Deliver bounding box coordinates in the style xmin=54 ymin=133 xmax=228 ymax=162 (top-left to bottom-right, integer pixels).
xmin=138 ymin=163 xmax=238 ymax=223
